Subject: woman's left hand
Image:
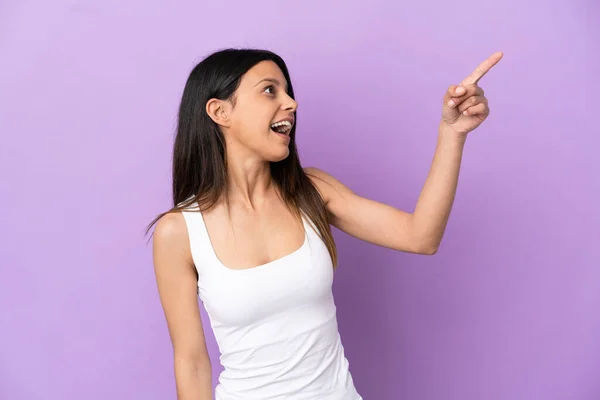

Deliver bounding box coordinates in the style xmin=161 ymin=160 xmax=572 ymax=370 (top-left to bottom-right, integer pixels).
xmin=441 ymin=52 xmax=503 ymax=139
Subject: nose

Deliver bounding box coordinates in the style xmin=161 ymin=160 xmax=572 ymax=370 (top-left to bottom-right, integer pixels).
xmin=283 ymin=93 xmax=298 ymax=112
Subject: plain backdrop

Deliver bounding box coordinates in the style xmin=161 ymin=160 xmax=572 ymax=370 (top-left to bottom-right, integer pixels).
xmin=1 ymin=0 xmax=598 ymax=399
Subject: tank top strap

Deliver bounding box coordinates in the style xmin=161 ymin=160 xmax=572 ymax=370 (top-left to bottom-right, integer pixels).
xmin=179 ymin=200 xmax=215 ymax=277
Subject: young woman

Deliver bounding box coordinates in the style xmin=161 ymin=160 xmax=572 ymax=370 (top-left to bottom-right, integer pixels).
xmin=149 ymin=48 xmax=502 ymax=399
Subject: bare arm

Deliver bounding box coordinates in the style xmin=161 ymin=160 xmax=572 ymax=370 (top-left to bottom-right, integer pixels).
xmin=304 ymin=125 xmax=469 ymax=255
xmin=304 ymin=53 xmax=503 ymax=256
xmin=153 ymin=212 xmax=213 ymax=399
xmin=305 ymin=166 xmax=434 ymax=255
xmin=304 ymin=133 xmax=464 ymax=255
xmin=410 ymin=123 xmax=466 ymax=252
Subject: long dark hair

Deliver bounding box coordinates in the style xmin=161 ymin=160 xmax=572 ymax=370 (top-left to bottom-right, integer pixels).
xmin=146 ymin=48 xmax=338 ymax=268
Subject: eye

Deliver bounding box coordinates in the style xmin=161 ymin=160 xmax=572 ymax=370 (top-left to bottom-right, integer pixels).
xmin=263 ymin=85 xmax=275 ymax=95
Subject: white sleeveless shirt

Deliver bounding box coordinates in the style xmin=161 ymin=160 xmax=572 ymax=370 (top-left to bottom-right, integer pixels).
xmin=181 ymin=202 xmax=362 ymax=400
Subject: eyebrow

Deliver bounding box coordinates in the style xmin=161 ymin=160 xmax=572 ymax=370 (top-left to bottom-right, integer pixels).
xmin=255 ymin=78 xmax=288 ymax=92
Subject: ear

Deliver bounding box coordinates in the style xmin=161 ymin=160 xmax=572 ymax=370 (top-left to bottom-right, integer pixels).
xmin=206 ymin=98 xmax=231 ymax=128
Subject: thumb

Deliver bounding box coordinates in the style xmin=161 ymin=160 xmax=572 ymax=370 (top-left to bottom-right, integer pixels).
xmin=443 ymin=84 xmax=466 ymax=109
xmin=448 ymin=85 xmax=466 ymax=98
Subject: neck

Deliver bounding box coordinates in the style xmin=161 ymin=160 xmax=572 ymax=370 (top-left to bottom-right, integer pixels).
xmin=224 ymin=154 xmax=275 ymax=211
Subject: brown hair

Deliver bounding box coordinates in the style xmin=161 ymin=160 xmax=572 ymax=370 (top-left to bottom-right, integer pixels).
xmin=145 ymin=48 xmax=338 ymax=268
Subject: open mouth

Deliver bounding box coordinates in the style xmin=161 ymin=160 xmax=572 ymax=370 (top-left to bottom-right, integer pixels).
xmin=270 ymin=120 xmax=292 ymax=136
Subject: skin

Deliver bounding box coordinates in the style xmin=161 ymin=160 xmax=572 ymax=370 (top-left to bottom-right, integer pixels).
xmin=153 ymin=52 xmax=503 ymax=399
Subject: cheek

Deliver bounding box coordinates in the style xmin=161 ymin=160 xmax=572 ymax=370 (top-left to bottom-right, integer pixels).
xmin=229 ymin=96 xmax=276 ymax=138
xmin=229 ymin=113 xmax=269 ymax=145
xmin=236 ymin=113 xmax=268 ymax=135
xmin=236 ymin=108 xmax=271 ymax=133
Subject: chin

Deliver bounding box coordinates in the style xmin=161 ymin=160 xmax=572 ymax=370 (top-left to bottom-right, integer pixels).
xmin=262 ymin=144 xmax=290 ymax=162
xmin=270 ymin=148 xmax=290 ymax=162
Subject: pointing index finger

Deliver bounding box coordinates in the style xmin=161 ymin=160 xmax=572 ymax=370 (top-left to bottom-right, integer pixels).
xmin=461 ymin=51 xmax=503 ymax=86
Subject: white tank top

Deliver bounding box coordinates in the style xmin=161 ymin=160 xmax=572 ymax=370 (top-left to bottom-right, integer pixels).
xmin=181 ymin=201 xmax=362 ymax=400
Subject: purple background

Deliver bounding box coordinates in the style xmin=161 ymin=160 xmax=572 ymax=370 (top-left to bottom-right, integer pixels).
xmin=1 ymin=1 xmax=598 ymax=399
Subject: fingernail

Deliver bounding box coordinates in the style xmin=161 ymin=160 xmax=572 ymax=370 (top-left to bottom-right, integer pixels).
xmin=463 ymin=110 xmax=468 ymax=116
xmin=447 ymin=100 xmax=455 ymax=108
xmin=456 ymin=86 xmax=465 ymax=95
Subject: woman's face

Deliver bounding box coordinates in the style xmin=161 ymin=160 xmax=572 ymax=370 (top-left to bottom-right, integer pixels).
xmin=224 ymin=60 xmax=298 ymax=162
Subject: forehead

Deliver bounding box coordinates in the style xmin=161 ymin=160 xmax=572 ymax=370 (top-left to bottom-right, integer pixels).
xmin=240 ymin=60 xmax=288 ymax=89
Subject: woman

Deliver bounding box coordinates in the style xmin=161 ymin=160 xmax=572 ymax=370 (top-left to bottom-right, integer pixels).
xmin=149 ymin=48 xmax=502 ymax=399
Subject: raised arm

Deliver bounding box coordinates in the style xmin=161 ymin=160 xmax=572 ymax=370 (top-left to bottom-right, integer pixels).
xmin=305 ymin=52 xmax=503 ymax=256
xmin=153 ymin=213 xmax=213 ymax=399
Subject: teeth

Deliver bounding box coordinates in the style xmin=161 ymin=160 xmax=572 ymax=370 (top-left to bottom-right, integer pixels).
xmin=270 ymin=120 xmax=292 ymax=134
xmin=271 ymin=121 xmax=292 ymax=129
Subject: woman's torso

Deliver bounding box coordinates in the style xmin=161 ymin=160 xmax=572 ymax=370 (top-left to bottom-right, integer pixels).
xmin=180 ymin=198 xmax=362 ymax=400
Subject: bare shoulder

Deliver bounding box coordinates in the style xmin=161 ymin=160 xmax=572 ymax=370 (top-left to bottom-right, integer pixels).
xmin=152 ymin=211 xmax=193 ymax=274
xmin=153 ymin=211 xmax=188 ymax=244
xmin=154 ymin=212 xmax=187 ymax=240
xmin=303 ymin=166 xmax=356 ymax=205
